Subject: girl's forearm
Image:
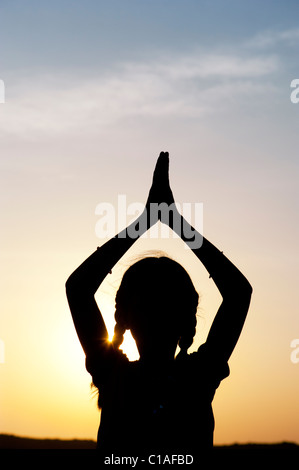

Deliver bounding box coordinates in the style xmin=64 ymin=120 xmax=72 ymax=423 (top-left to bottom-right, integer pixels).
xmin=170 ymin=210 xmax=252 ymax=298
xmin=66 ymin=209 xmax=150 ymax=295
xmin=193 ymin=235 xmax=252 ymax=296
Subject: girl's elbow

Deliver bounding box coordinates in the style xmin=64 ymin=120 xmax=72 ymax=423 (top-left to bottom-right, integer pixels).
xmin=244 ymin=279 xmax=253 ymax=297
xmin=65 ymin=273 xmax=94 ymax=299
xmin=239 ymin=280 xmax=253 ymax=308
xmin=236 ymin=272 xmax=253 ymax=297
xmin=222 ymin=277 xmax=252 ymax=300
xmin=65 ymin=273 xmax=75 ymax=292
xmin=65 ymin=272 xmax=82 ymax=297
xmin=65 ymin=276 xmax=75 ymax=301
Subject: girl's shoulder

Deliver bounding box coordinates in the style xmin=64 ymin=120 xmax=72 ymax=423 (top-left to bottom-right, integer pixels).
xmin=176 ymin=342 xmax=230 ymax=387
xmin=85 ymin=342 xmax=129 ymax=386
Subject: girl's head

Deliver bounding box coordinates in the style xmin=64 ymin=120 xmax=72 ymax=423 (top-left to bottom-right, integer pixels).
xmin=112 ymin=255 xmax=199 ymax=360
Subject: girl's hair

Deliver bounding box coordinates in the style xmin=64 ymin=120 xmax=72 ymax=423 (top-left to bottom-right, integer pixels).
xmin=111 ymin=255 xmax=199 ymax=356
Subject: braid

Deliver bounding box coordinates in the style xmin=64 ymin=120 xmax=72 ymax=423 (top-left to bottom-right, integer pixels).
xmin=178 ymin=332 xmax=195 ymax=353
xmin=111 ymin=292 xmax=128 ymax=349
xmin=111 ymin=319 xmax=126 ymax=349
xmin=177 ymin=291 xmax=198 ymax=357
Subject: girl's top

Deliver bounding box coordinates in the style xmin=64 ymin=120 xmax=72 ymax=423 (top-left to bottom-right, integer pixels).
xmin=86 ymin=342 xmax=229 ymax=462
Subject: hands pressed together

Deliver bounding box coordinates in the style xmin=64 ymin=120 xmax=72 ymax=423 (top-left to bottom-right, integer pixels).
xmin=145 ymin=151 xmax=176 ymax=226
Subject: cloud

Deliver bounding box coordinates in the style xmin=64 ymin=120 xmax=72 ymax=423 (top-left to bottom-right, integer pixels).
xmin=0 ymin=49 xmax=278 ymax=138
xmin=246 ymin=28 xmax=299 ymax=48
xmin=138 ymin=53 xmax=277 ymax=80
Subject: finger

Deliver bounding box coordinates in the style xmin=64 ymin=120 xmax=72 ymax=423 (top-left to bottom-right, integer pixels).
xmin=160 ymin=151 xmax=169 ymax=178
xmin=157 ymin=151 xmax=169 ymax=169
xmin=159 ymin=151 xmax=169 ymax=160
xmin=152 ymin=152 xmax=164 ymax=178
xmin=152 ymin=151 xmax=169 ymax=184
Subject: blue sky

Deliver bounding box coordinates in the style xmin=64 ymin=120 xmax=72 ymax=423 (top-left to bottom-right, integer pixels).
xmin=0 ymin=1 xmax=299 ymax=443
xmin=1 ymin=0 xmax=299 ymax=73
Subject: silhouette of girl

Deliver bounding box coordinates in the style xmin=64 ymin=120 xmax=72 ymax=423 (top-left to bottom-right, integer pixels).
xmin=66 ymin=152 xmax=252 ymax=463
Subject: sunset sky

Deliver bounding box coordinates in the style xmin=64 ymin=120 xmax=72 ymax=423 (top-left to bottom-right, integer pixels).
xmin=0 ymin=0 xmax=298 ymax=445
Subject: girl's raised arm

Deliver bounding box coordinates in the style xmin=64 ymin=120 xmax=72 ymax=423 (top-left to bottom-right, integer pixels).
xmin=157 ymin=154 xmax=253 ymax=362
xmin=185 ymin=233 xmax=252 ymax=362
xmin=65 ymin=153 xmax=166 ymax=356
